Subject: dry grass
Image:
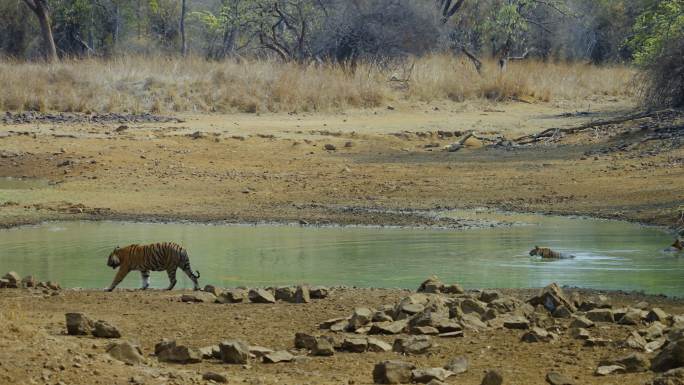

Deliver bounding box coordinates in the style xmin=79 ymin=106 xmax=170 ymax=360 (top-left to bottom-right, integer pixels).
xmin=0 ymin=55 xmax=636 ymax=114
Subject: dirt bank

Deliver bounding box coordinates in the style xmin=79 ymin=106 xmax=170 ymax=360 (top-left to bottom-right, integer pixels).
xmin=0 ymin=101 xmax=682 ymax=230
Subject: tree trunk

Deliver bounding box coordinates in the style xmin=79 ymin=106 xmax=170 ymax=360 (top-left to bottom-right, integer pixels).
xmin=180 ymin=0 xmax=187 ymax=56
xmin=22 ymin=0 xmax=57 ymax=62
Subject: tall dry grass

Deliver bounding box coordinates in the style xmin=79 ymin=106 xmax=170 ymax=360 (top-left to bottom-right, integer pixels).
xmin=0 ymin=55 xmax=636 ymax=114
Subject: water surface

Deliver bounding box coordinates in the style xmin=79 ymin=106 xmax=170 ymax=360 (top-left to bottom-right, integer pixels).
xmin=0 ymin=214 xmax=680 ymax=295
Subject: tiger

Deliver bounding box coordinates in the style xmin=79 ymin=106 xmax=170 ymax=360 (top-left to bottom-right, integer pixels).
xmin=529 ymin=246 xmax=575 ymax=259
xmin=106 ymin=242 xmax=200 ymax=291
xmin=664 ymin=239 xmax=683 ymax=252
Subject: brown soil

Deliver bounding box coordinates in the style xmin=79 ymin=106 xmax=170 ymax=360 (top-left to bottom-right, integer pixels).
xmin=0 ymin=287 xmax=682 ymax=385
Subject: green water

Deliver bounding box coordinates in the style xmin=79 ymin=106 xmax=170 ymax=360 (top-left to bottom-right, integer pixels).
xmin=0 ymin=177 xmax=50 ymax=190
xmin=0 ymin=215 xmax=681 ymax=295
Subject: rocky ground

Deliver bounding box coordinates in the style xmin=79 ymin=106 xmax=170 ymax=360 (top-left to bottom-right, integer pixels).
xmin=2 ymin=273 xmax=684 ymax=385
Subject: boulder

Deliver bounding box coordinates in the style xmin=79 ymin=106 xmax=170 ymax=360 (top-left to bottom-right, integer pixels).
xmin=367 ymin=338 xmax=392 ymax=352
xmin=444 ymin=356 xmax=468 ymax=374
xmin=199 ymin=345 xmax=221 ymax=359
xmin=595 ymin=365 xmax=625 ymax=376
xmin=219 ymin=340 xmax=250 ymax=364
xmin=249 ymin=346 xmax=274 ymax=358
xmin=442 ymin=283 xmax=465 ymax=294
xmin=460 ymin=299 xmax=488 ymax=316
xmin=647 ymin=338 xmax=668 ymax=353
xmin=342 ymin=337 xmax=369 ymax=353
xmin=618 ymin=308 xmax=643 ymax=325
xmin=400 ymin=303 xmax=425 ymax=315
xmin=311 ymin=338 xmax=335 ymax=356
xmin=216 ymin=288 xmax=248 ymax=303
xmin=489 ymin=297 xmax=519 ymax=313
xmin=370 ymin=320 xmax=409 ymax=335
xmin=319 ymin=317 xmax=348 ymax=330
xmin=309 ymin=286 xmax=329 ymax=299
xmin=263 ymin=350 xmax=294 ymax=363
xmin=107 ymin=341 xmax=144 ymax=365
xmin=155 ymin=339 xmax=177 ymax=355
xmin=411 ymin=368 xmax=453 ymax=383
xmin=460 ymin=314 xmax=487 ymax=331
xmin=586 ymin=309 xmax=615 ymax=323
xmin=181 ymin=292 xmax=216 ymax=303
xmin=528 ymin=283 xmax=576 ymax=313
xmin=579 ymin=295 xmax=612 ymax=311
xmin=546 ymin=372 xmax=574 ymax=385
xmin=411 ymin=326 xmax=440 ymax=335
xmin=481 ymin=370 xmax=503 ymax=385
xmin=417 ymin=276 xmax=444 ymax=293
xmin=552 ymin=306 xmax=573 ymax=319
xmin=625 ymin=330 xmax=648 ymax=350
xmin=294 ymin=333 xmax=317 ymax=350
xmin=392 ymin=335 xmax=432 ymax=355
xmin=203 ymin=285 xmax=222 ymax=296
xmin=21 ymin=275 xmax=36 ymax=288
xmin=653 ymin=339 xmax=684 ymax=372
xmin=294 ymin=285 xmax=311 ymax=303
xmin=521 ymin=327 xmax=555 ymax=343
xmin=349 ymin=307 xmax=373 ymax=330
xmin=157 ymin=345 xmax=202 ymax=364
xmin=503 ymin=315 xmax=530 ymax=330
xmin=0 ymin=279 xmax=9 ymax=288
xmin=569 ymin=315 xmax=595 ymax=329
xmin=584 ymin=337 xmax=611 ymax=347
xmin=92 ymin=320 xmax=121 ymax=338
xmin=652 ymin=368 xmax=684 ymax=385
xmin=46 ymin=281 xmax=61 ymax=290
xmin=648 ymin=308 xmax=671 ymax=324
xmin=248 ymin=288 xmax=276 ymax=304
xmin=202 ymin=372 xmax=228 ymax=383
xmin=570 ymin=328 xmax=590 ymax=340
xmin=374 ymin=311 xmax=394 ymax=323
xmin=373 ymin=360 xmax=416 ymax=384
xmin=65 ymin=313 xmax=93 ymax=335
xmin=275 ymin=286 xmax=296 ymax=301
xmin=1 ymin=272 xmax=20 ymax=288
xmin=604 ymin=352 xmax=650 ymax=372
xmin=643 ymin=323 xmax=666 ymax=340
xmin=479 ymin=290 xmax=502 ymax=303
xmin=330 ymin=320 xmax=350 ymax=332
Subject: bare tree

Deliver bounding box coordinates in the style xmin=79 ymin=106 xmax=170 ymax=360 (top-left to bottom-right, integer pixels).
xmin=180 ymin=0 xmax=187 ymax=56
xmin=21 ymin=0 xmax=57 ymax=61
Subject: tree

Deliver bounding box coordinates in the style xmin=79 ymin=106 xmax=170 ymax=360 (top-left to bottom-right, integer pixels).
xmin=21 ymin=0 xmax=58 ymax=61
xmin=180 ymin=0 xmax=187 ymax=56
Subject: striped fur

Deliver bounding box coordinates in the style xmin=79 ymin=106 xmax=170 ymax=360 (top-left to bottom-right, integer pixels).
xmin=666 ymin=239 xmax=683 ymax=252
xmin=529 ymin=246 xmax=575 ymax=259
xmin=106 ymin=242 xmax=200 ymax=291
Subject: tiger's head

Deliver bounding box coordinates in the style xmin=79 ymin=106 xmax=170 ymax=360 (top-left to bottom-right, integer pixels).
xmin=529 ymin=246 xmax=542 ymax=256
xmin=673 ymin=239 xmax=683 ymax=251
xmin=107 ymin=246 xmax=121 ymax=269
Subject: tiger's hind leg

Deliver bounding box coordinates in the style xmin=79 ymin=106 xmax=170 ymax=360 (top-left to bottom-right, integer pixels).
xmin=180 ymin=249 xmax=200 ymax=290
xmin=140 ymin=270 xmax=150 ymax=290
xmin=165 ymin=268 xmax=177 ymax=290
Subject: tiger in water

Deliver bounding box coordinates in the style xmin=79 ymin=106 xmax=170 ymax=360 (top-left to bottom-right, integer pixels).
xmin=529 ymin=246 xmax=575 ymax=260
xmin=106 ymin=242 xmax=200 ymax=291
xmin=665 ymin=239 xmax=683 ymax=252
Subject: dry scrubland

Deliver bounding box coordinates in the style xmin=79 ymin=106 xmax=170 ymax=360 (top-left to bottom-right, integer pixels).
xmin=0 ymin=55 xmax=635 ymax=114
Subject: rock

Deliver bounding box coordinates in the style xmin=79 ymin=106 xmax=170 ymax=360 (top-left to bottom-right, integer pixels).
xmin=373 ymin=311 xmax=395 ymax=323
xmin=47 ymin=281 xmax=61 ymax=290
xmin=444 ymin=356 xmax=468 ymax=374
xmin=324 ymin=144 xmax=336 ymax=151
xmin=311 ymin=338 xmax=335 ymax=356
xmin=479 ymin=290 xmax=502 ymax=303
xmin=65 ymin=313 xmax=93 ymax=335
xmin=294 ymin=285 xmax=310 ymax=303
xmin=417 ymin=276 xmax=444 ymax=293
xmin=203 ymin=285 xmax=222 ymax=296
xmin=349 ymin=307 xmax=373 ymax=330
xmin=461 ymin=313 xmax=487 ymax=331
xmin=411 ymin=326 xmax=440 ymax=335
xmin=442 ymin=283 xmax=465 ymax=294
xmin=180 ymin=292 xmax=216 ymax=303
xmin=438 ymin=331 xmax=465 ymax=338
xmin=319 ymin=317 xmax=348 ymax=330
xmin=521 ymin=327 xmax=554 ymax=343
xmin=216 ymin=288 xmax=248 ymax=303
xmin=481 ymin=370 xmax=503 ymax=385
xmin=652 ymin=368 xmax=684 ymax=385
xmin=342 ymin=337 xmax=369 ymax=353
xmin=570 ymin=327 xmax=591 ymax=340
xmin=248 ymin=346 xmax=274 ymax=358
xmin=155 ymin=339 xmax=176 ymax=355
xmin=411 ymin=368 xmax=453 ymax=383
xmin=202 ymin=372 xmax=227 ymax=383
xmin=618 ymin=308 xmax=643 ymax=325
xmin=579 ymin=295 xmax=612 ymax=311
xmin=569 ymin=315 xmax=595 ymax=329
xmin=370 ymin=320 xmax=409 ymax=335
xmin=546 ymin=372 xmax=574 ymax=385
xmin=330 ymin=320 xmax=350 ymax=332
xmin=606 ymin=352 xmax=650 ymax=372
xmin=0 ymin=279 xmax=9 ymax=288
xmin=552 ymin=306 xmax=573 ymax=319
xmin=652 ymin=339 xmax=684 ymax=372
xmin=92 ymin=320 xmax=121 ymax=338
xmin=393 ymin=335 xmax=432 ymax=355
xmin=625 ymin=330 xmax=648 ymax=350
xmin=21 ymin=275 xmax=36 ymax=288
xmin=294 ymin=333 xmax=317 ymax=350
xmin=367 ymin=338 xmax=392 ymax=352
xmin=248 ymin=288 xmax=276 ymax=304
xmin=107 ymin=341 xmax=144 ymax=365
xmin=460 ymin=298 xmax=488 ymax=316
xmin=1 ymin=272 xmax=20 ymax=288
xmin=263 ymin=350 xmax=294 ymax=363
xmin=586 ymin=309 xmax=615 ymax=323
xmin=275 ymin=286 xmax=296 ymax=301
xmin=219 ymin=340 xmax=250 ymax=364
xmin=528 ymin=283 xmax=576 ymax=313
xmin=400 ymin=303 xmax=425 ymax=315
xmin=647 ymin=338 xmax=668 ymax=353
xmin=373 ymin=360 xmax=416 ymax=384
xmin=595 ymin=365 xmax=625 ymax=376
xmin=310 ymin=286 xmax=329 ymax=299
xmin=584 ymin=337 xmax=611 ymax=347
xmin=157 ymin=345 xmax=202 ymax=364
xmin=648 ymin=308 xmax=671 ymax=324
xmin=199 ymin=345 xmax=221 ymax=359
xmin=503 ymin=315 xmax=530 ymax=330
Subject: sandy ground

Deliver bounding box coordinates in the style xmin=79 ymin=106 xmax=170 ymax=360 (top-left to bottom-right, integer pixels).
xmin=0 ymin=100 xmax=682 ymax=230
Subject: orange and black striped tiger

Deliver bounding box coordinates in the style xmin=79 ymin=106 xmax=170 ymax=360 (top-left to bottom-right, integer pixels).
xmin=106 ymin=242 xmax=200 ymax=291
xmin=529 ymin=246 xmax=575 ymax=259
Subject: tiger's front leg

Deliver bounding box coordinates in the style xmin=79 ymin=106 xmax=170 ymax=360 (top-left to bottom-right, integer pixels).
xmin=165 ymin=268 xmax=177 ymax=290
xmin=140 ymin=271 xmax=151 ymax=290
xmin=107 ymin=267 xmax=130 ymax=292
